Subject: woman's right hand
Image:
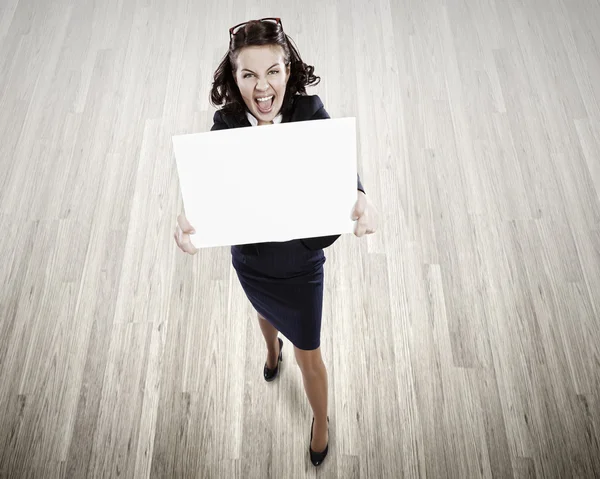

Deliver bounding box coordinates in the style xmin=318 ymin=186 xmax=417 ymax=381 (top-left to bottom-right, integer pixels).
xmin=174 ymin=213 xmax=199 ymax=255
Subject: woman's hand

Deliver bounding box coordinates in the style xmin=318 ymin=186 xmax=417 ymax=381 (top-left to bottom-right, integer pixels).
xmin=174 ymin=213 xmax=199 ymax=255
xmin=350 ymin=190 xmax=379 ymax=237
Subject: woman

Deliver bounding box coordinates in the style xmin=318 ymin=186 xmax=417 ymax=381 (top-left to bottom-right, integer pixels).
xmin=173 ymin=18 xmax=379 ymax=467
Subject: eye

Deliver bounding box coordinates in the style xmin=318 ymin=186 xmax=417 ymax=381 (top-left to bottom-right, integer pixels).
xmin=243 ymin=70 xmax=279 ymax=79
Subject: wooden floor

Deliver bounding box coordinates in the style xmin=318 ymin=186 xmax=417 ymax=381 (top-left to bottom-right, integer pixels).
xmin=1 ymin=0 xmax=599 ymax=477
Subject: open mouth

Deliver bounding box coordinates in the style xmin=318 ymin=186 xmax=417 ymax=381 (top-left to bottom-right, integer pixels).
xmin=255 ymin=95 xmax=274 ymax=114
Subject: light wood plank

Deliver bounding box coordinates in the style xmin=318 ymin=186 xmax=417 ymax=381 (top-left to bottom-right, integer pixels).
xmin=0 ymin=0 xmax=599 ymax=477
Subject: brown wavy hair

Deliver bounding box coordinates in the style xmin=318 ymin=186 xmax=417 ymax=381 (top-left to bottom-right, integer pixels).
xmin=209 ymin=19 xmax=321 ymax=121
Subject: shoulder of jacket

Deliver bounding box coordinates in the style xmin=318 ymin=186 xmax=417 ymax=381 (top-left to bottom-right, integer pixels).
xmin=295 ymin=94 xmax=323 ymax=109
xmin=213 ymin=109 xmax=223 ymax=122
xmin=292 ymin=94 xmax=324 ymax=120
xmin=213 ymin=106 xmax=241 ymax=127
xmin=213 ymin=109 xmax=227 ymax=121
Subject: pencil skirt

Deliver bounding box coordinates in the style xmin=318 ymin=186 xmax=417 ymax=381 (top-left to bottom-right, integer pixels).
xmin=231 ymin=239 xmax=326 ymax=350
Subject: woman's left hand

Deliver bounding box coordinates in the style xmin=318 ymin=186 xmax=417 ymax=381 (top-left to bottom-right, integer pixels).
xmin=350 ymin=190 xmax=379 ymax=237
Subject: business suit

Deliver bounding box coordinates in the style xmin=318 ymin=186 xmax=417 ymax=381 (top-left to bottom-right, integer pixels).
xmin=213 ymin=93 xmax=362 ymax=350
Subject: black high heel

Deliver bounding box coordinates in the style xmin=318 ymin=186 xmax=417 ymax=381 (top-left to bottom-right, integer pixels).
xmin=309 ymin=416 xmax=329 ymax=466
xmin=263 ymin=337 xmax=283 ymax=382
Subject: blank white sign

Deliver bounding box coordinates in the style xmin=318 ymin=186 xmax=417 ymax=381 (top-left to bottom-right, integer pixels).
xmin=172 ymin=116 xmax=357 ymax=248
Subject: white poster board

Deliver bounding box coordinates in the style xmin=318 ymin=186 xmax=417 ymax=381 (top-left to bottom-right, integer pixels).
xmin=172 ymin=117 xmax=357 ymax=248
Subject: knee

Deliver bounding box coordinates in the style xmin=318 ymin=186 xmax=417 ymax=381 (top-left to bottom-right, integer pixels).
xmin=294 ymin=346 xmax=324 ymax=374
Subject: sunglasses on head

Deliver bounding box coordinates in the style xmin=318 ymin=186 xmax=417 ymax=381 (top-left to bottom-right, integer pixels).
xmin=229 ymin=17 xmax=283 ymax=40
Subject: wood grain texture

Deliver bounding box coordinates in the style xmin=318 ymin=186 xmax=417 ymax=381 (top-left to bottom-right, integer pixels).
xmin=0 ymin=0 xmax=599 ymax=477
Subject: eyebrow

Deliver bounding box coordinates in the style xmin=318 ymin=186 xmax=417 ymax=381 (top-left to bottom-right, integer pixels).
xmin=241 ymin=63 xmax=280 ymax=73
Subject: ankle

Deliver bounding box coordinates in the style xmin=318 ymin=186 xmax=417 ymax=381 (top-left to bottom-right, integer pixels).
xmin=313 ymin=416 xmax=328 ymax=427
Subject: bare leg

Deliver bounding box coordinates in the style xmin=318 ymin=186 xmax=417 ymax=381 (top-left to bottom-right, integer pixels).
xmin=257 ymin=312 xmax=280 ymax=369
xmin=294 ymin=346 xmax=329 ymax=452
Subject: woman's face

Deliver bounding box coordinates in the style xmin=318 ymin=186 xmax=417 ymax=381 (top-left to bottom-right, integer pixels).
xmin=233 ymin=45 xmax=291 ymax=123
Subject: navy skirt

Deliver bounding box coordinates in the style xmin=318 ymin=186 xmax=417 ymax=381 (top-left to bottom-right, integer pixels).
xmin=231 ymin=239 xmax=326 ymax=350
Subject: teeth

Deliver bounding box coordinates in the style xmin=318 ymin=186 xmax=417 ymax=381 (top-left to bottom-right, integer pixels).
xmin=256 ymin=95 xmax=273 ymax=102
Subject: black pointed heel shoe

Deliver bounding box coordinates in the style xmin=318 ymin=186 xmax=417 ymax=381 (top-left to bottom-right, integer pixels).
xmin=309 ymin=416 xmax=329 ymax=466
xmin=263 ymin=337 xmax=283 ymax=382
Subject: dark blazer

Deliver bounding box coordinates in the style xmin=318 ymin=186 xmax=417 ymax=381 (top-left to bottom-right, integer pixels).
xmin=211 ymin=94 xmax=365 ymax=252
